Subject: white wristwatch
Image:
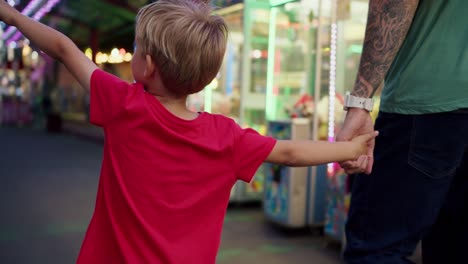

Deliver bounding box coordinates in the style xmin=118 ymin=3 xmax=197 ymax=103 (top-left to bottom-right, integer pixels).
xmin=343 ymin=92 xmax=374 ymax=112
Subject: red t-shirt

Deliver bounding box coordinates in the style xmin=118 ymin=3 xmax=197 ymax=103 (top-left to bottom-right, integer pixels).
xmin=77 ymin=70 xmax=276 ymax=264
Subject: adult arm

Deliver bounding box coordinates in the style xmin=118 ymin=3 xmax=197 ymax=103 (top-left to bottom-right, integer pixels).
xmin=336 ymin=0 xmax=420 ymax=174
xmin=0 ymin=2 xmax=98 ymax=92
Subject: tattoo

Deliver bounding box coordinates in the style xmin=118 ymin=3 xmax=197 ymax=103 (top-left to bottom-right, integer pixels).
xmin=353 ymin=0 xmax=420 ymax=98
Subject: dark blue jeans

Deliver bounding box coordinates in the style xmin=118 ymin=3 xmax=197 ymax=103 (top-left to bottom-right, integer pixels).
xmin=344 ymin=111 xmax=468 ymax=264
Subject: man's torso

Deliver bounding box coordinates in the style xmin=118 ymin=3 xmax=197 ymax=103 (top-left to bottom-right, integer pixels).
xmin=381 ymin=0 xmax=468 ymax=114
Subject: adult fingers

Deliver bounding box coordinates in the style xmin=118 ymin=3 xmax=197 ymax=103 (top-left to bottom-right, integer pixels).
xmin=339 ymin=160 xmax=354 ymax=169
xmin=343 ymin=156 xmax=367 ymax=174
xmin=357 ymin=155 xmax=368 ymax=172
xmin=364 ymin=138 xmax=376 ymax=175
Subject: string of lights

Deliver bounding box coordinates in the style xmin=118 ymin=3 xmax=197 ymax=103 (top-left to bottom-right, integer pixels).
xmin=327 ymin=0 xmax=338 ymax=175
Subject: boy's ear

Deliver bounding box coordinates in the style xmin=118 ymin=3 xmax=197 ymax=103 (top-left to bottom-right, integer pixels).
xmin=144 ymin=55 xmax=156 ymax=78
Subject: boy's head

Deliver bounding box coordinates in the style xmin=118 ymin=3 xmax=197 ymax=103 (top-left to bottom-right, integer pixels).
xmin=135 ymin=0 xmax=227 ymax=97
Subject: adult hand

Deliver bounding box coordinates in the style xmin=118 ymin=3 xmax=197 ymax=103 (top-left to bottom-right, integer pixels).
xmin=336 ymin=108 xmax=375 ymax=175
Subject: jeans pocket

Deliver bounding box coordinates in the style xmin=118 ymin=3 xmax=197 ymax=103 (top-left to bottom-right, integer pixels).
xmin=408 ymin=114 xmax=465 ymax=179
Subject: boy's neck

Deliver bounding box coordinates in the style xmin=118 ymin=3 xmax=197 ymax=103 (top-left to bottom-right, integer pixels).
xmin=144 ymin=79 xmax=198 ymax=121
xmin=149 ymin=90 xmax=198 ymax=121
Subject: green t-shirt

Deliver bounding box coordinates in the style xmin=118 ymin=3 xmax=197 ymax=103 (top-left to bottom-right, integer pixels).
xmin=381 ymin=0 xmax=468 ymax=114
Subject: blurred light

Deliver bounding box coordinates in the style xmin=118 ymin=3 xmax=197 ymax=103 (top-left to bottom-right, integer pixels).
xmin=7 ymin=71 xmax=15 ymax=79
xmin=16 ymin=87 xmax=24 ymax=96
xmin=31 ymin=51 xmax=39 ymax=61
xmin=94 ymin=49 xmax=133 ymax=64
xmin=96 ymin=52 xmax=108 ymax=64
xmin=111 ymin=48 xmax=119 ymax=57
xmin=9 ymin=42 xmax=16 ymax=49
xmin=102 ymin=54 xmax=109 ymax=63
xmin=22 ymin=44 xmax=32 ymax=56
xmin=1 ymin=77 xmax=8 ymax=87
xmin=7 ymin=47 xmax=14 ymax=61
xmin=31 ymin=0 xmax=61 ymax=23
xmin=85 ymin=48 xmax=93 ymax=60
xmin=108 ymin=48 xmax=123 ymax=64
xmin=124 ymin=52 xmax=133 ymax=62
xmin=96 ymin=52 xmax=102 ymax=63
xmin=252 ymin=49 xmax=262 ymax=59
xmin=327 ymin=165 xmax=335 ymax=176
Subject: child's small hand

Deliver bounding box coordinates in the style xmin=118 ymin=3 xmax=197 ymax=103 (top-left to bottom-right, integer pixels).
xmin=0 ymin=1 xmax=17 ymax=24
xmin=351 ymin=131 xmax=379 ymax=157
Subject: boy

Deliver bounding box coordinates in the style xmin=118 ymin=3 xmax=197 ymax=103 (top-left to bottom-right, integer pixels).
xmin=0 ymin=1 xmax=376 ymax=263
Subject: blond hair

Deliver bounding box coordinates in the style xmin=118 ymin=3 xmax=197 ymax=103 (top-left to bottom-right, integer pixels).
xmin=135 ymin=0 xmax=227 ymax=96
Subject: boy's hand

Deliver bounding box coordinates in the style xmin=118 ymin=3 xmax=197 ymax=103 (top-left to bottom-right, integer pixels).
xmin=0 ymin=1 xmax=18 ymax=24
xmin=1 ymin=3 xmax=98 ymax=92
xmin=351 ymin=131 xmax=379 ymax=161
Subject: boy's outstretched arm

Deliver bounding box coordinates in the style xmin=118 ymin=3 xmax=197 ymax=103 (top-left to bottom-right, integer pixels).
xmin=265 ymin=132 xmax=378 ymax=167
xmin=0 ymin=2 xmax=98 ymax=92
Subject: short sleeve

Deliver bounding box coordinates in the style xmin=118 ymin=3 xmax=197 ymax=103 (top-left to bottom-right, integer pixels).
xmin=233 ymin=125 xmax=276 ymax=182
xmin=89 ymin=69 xmax=132 ymax=127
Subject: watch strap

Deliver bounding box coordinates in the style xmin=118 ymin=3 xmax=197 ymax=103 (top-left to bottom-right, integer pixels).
xmin=343 ymin=92 xmax=374 ymax=112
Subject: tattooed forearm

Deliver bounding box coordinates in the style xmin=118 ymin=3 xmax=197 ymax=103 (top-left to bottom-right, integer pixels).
xmin=352 ymin=0 xmax=419 ymax=98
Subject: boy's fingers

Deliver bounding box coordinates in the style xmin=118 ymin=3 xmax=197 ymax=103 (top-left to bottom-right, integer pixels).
xmin=361 ymin=131 xmax=379 ymax=141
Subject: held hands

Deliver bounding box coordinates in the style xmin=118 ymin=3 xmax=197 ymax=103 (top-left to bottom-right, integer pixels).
xmin=336 ymin=108 xmax=376 ymax=175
